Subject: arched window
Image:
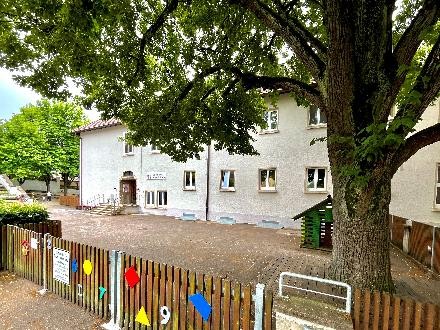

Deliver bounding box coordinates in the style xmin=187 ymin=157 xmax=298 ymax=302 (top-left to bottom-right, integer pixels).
xmin=122 ymin=171 xmax=134 ymax=177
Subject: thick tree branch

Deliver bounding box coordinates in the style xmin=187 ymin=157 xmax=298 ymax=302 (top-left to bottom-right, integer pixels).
xmin=379 ymin=0 xmax=440 ymax=121
xmin=127 ymin=0 xmax=180 ymax=86
xmin=228 ymin=0 xmax=326 ymax=79
xmin=393 ymin=36 xmax=440 ymax=130
xmin=390 ymin=122 xmax=440 ymax=175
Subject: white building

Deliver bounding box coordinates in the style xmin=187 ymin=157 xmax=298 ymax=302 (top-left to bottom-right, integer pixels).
xmin=75 ymin=94 xmax=440 ymax=227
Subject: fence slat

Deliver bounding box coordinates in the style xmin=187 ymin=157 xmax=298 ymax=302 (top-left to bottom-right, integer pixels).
xmin=166 ymin=265 xmax=174 ymax=329
xmin=196 ymin=273 xmax=204 ymax=330
xmin=180 ymin=269 xmax=188 ymax=330
xmin=242 ymin=285 xmax=251 ymax=330
xmin=212 ymin=277 xmax=221 ymax=330
xmin=402 ymin=299 xmax=412 ymax=330
xmin=381 ymin=292 xmax=390 ymax=330
xmin=233 ymin=283 xmax=241 ymax=330
xmin=392 ymin=297 xmax=401 ymax=330
xmin=188 ymin=271 xmax=196 ymax=329
xmin=264 ymin=290 xmax=273 ymax=330
xmin=223 ymin=280 xmax=231 ymax=330
xmin=173 ymin=267 xmax=181 ymax=330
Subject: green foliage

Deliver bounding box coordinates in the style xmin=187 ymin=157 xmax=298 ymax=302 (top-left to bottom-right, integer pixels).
xmin=0 ymin=100 xmax=88 ymax=183
xmin=0 ymin=200 xmax=48 ymax=225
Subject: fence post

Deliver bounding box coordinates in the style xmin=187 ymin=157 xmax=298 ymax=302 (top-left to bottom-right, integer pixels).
xmin=7 ymin=225 xmax=13 ymax=271
xmin=38 ymin=233 xmax=49 ymax=295
xmin=254 ymin=283 xmax=265 ymax=330
xmin=103 ymin=250 xmax=122 ymax=330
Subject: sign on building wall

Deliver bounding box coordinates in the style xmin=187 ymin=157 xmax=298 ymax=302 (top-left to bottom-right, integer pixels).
xmin=146 ymin=172 xmax=166 ymax=180
xmin=53 ymin=247 xmax=70 ymax=285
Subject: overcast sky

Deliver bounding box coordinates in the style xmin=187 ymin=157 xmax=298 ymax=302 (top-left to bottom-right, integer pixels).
xmin=0 ymin=68 xmax=100 ymax=121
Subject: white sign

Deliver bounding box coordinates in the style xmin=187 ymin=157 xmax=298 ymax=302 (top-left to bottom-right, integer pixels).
xmin=30 ymin=238 xmax=38 ymax=249
xmin=146 ymin=172 xmax=166 ymax=180
xmin=53 ymin=247 xmax=70 ymax=285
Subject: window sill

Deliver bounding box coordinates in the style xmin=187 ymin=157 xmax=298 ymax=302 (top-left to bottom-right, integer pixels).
xmin=220 ymin=188 xmax=236 ymax=192
xmin=306 ymin=124 xmax=327 ymax=129
xmin=431 ymin=208 xmax=440 ymax=212
xmin=157 ymin=206 xmax=167 ymax=209
xmin=183 ymin=188 xmax=196 ymax=191
xmin=123 ymin=153 xmax=135 ymax=156
xmin=259 ymin=129 xmax=279 ymax=135
xmin=145 ymin=205 xmax=156 ymax=208
xmin=150 ymin=151 xmax=161 ymax=154
xmin=305 ymin=190 xmax=328 ymax=194
xmin=258 ymin=189 xmax=277 ymax=193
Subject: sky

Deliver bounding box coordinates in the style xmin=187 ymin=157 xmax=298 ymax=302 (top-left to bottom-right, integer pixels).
xmin=0 ymin=68 xmax=100 ymax=121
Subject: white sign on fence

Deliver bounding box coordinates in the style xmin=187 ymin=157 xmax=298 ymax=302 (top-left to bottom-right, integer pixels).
xmin=30 ymin=238 xmax=38 ymax=249
xmin=53 ymin=247 xmax=70 ymax=285
xmin=146 ymin=172 xmax=166 ymax=180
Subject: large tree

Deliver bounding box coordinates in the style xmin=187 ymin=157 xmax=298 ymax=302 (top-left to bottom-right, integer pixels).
xmin=0 ymin=0 xmax=439 ymax=291
xmin=0 ymin=100 xmax=87 ymax=194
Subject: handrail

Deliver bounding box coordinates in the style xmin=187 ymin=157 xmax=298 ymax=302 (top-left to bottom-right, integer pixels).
xmin=278 ymin=271 xmax=352 ymax=313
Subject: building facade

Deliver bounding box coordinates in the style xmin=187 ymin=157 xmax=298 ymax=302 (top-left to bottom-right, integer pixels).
xmin=76 ymin=95 xmax=440 ymax=226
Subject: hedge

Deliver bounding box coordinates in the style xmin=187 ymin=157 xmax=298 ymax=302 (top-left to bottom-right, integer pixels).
xmin=0 ymin=200 xmax=49 ymax=225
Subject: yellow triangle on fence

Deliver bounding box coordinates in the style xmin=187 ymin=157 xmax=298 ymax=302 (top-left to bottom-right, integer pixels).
xmin=135 ymin=306 xmax=150 ymax=326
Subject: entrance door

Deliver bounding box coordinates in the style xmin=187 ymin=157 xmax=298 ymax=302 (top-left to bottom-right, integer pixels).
xmin=120 ymin=180 xmax=136 ymax=205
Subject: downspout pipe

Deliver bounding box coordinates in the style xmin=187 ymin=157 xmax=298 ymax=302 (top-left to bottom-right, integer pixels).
xmin=79 ymin=136 xmax=83 ymax=208
xmin=205 ymin=144 xmax=210 ymax=221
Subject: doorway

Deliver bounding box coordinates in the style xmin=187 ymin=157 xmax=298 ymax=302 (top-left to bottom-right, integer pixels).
xmin=120 ymin=179 xmax=136 ymax=205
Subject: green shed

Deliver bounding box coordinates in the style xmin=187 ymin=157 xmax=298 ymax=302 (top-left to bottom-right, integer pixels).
xmin=293 ymin=195 xmax=333 ymax=250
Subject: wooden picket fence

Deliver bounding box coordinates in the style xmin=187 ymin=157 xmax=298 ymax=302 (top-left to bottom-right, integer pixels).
xmin=118 ymin=252 xmax=274 ymax=329
xmin=4 ymin=226 xmax=274 ymax=329
xmin=353 ymin=288 xmax=440 ymax=329
xmin=59 ymin=195 xmax=80 ymax=207
xmin=0 ymin=220 xmax=61 ymax=271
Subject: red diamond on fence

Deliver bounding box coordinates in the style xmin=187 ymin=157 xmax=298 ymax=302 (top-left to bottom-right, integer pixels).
xmin=125 ymin=266 xmax=140 ymax=288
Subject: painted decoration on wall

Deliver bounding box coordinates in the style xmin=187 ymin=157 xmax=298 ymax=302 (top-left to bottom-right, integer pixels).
xmin=83 ymin=260 xmax=93 ymax=275
xmin=160 ymin=306 xmax=171 ymax=325
xmin=135 ymin=306 xmax=151 ymax=326
xmin=189 ymin=293 xmax=212 ymax=322
xmin=53 ymin=247 xmax=70 ymax=285
xmin=21 ymin=240 xmax=30 ymax=256
xmin=99 ymin=286 xmax=106 ymax=300
xmin=72 ymin=259 xmax=78 ymax=273
xmin=125 ymin=266 xmax=140 ymax=288
xmin=30 ymin=238 xmax=38 ymax=249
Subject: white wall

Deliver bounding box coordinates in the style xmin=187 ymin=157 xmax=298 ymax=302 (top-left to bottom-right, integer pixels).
xmin=390 ymin=102 xmax=440 ymax=224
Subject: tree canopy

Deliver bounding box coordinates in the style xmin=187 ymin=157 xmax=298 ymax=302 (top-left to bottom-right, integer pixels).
xmin=0 ymin=0 xmax=439 ymax=290
xmin=0 ymin=100 xmax=88 ymax=191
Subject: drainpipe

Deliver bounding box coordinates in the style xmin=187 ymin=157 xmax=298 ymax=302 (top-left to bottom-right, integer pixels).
xmin=79 ymin=136 xmax=83 ymax=208
xmin=205 ymin=144 xmax=210 ymax=221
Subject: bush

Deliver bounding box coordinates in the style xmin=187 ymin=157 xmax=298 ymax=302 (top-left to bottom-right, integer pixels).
xmin=0 ymin=200 xmax=49 ymax=225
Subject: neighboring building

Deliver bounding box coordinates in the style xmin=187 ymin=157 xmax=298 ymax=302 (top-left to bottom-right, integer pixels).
xmin=390 ymin=101 xmax=440 ymax=225
xmin=75 ymin=95 xmax=440 ymax=227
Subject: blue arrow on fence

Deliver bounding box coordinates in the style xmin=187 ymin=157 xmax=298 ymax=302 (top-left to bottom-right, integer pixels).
xmin=189 ymin=293 xmax=211 ymax=322
xmin=72 ymin=259 xmax=78 ymax=273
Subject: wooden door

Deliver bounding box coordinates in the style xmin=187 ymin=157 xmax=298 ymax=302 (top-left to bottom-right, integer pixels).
xmin=120 ymin=180 xmax=136 ymax=205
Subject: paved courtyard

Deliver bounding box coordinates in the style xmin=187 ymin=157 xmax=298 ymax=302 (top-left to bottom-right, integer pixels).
xmin=49 ymin=204 xmax=440 ymax=305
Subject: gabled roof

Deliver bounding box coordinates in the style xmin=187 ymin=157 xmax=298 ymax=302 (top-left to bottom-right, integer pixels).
xmin=292 ymin=195 xmax=332 ymax=220
xmin=74 ymin=118 xmax=122 ymax=134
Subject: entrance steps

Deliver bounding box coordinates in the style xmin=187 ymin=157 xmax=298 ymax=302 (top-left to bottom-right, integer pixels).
xmin=90 ymin=203 xmax=124 ymax=216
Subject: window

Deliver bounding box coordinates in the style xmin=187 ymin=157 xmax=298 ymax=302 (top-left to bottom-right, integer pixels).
xmin=259 ymin=169 xmax=276 ymax=191
xmin=157 ymin=191 xmax=167 ymax=207
xmin=151 ymin=144 xmax=160 ymax=153
xmin=435 ymin=164 xmax=440 ymax=207
xmin=220 ymin=170 xmax=235 ymax=191
xmin=262 ymin=109 xmax=278 ymax=132
xmin=184 ymin=171 xmax=196 ymax=190
xmin=308 ymin=106 xmax=327 ymax=127
xmin=123 ymin=133 xmax=134 ymax=155
xmin=145 ymin=191 xmax=155 ymax=207
xmin=305 ymin=167 xmax=327 ymax=192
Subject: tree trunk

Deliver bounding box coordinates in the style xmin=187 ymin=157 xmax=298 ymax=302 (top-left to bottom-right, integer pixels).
xmin=44 ymin=175 xmax=51 ymax=193
xmin=18 ymin=178 xmax=26 ymax=185
xmin=330 ymin=174 xmax=394 ymax=292
xmin=62 ymin=173 xmax=69 ymax=196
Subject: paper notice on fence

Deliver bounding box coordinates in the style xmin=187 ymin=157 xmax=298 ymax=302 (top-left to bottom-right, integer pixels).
xmin=30 ymin=238 xmax=38 ymax=249
xmin=53 ymin=247 xmax=70 ymax=285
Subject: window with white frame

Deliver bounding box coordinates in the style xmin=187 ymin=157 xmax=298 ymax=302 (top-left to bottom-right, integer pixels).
xmin=435 ymin=164 xmax=440 ymax=207
xmin=308 ymin=106 xmax=327 ymax=127
xmin=220 ymin=170 xmax=235 ymax=191
xmin=262 ymin=109 xmax=278 ymax=132
xmin=305 ymin=167 xmax=327 ymax=192
xmin=123 ymin=133 xmax=134 ymax=154
xmin=151 ymin=144 xmax=160 ymax=153
xmin=145 ymin=191 xmax=155 ymax=207
xmin=259 ymin=169 xmax=276 ymax=191
xmin=184 ymin=171 xmax=196 ymax=190
xmin=157 ymin=191 xmax=167 ymax=207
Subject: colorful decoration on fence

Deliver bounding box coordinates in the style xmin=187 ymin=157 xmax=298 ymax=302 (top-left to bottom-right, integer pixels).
xmin=99 ymin=286 xmax=106 ymax=300
xmin=83 ymin=260 xmax=93 ymax=275
xmin=21 ymin=240 xmax=30 ymax=256
xmin=30 ymin=238 xmax=38 ymax=249
xmin=47 ymin=238 xmax=52 ymax=250
xmin=77 ymin=284 xmax=83 ymax=297
xmin=189 ymin=293 xmax=212 ymax=322
xmin=160 ymin=306 xmax=171 ymax=325
xmin=72 ymin=259 xmax=78 ymax=273
xmin=135 ymin=306 xmax=151 ymax=326
xmin=125 ymin=266 xmax=140 ymax=288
